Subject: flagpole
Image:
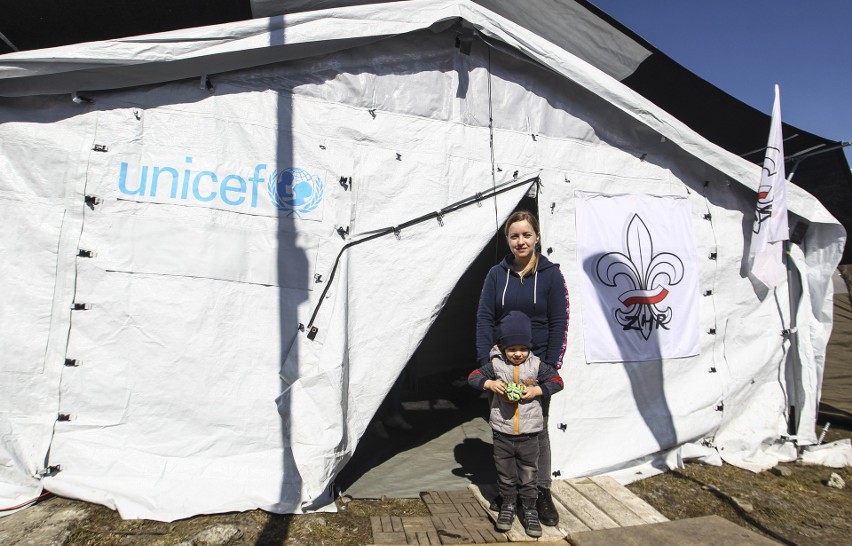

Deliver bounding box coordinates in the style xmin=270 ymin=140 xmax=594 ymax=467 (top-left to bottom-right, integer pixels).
xmin=783 ymin=238 xmax=800 ymax=436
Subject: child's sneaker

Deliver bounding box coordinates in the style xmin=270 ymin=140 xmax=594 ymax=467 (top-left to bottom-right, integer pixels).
xmin=495 ymin=499 xmax=516 ymax=532
xmin=519 ymin=498 xmax=543 ymax=537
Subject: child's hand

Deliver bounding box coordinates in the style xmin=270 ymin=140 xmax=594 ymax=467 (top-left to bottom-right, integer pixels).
xmin=520 ymin=385 xmax=543 ymax=400
xmin=485 ymin=379 xmax=506 ymax=395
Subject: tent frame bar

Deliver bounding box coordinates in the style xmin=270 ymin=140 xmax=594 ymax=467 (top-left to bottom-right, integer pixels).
xmin=305 ymin=175 xmax=540 ymax=331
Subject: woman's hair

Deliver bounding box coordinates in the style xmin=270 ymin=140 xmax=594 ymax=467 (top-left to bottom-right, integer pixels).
xmin=504 ymin=210 xmax=540 ymax=279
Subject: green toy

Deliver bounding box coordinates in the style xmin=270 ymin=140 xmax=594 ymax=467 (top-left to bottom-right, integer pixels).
xmin=505 ymin=382 xmax=526 ymax=402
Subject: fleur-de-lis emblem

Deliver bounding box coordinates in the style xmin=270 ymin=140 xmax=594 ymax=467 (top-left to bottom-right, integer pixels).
xmin=595 ymin=214 xmax=685 ymax=340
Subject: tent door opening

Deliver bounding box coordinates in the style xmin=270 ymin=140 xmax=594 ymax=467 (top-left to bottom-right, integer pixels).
xmin=336 ymin=195 xmax=538 ymax=498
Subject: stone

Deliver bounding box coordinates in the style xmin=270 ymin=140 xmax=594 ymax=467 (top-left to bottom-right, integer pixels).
xmin=731 ymin=497 xmax=754 ymax=513
xmin=193 ymin=524 xmax=243 ymax=545
xmin=770 ymin=466 xmax=792 ymax=477
xmin=826 ymin=473 xmax=846 ymax=489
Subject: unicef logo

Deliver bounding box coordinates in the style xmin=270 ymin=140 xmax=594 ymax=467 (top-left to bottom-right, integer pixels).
xmin=267 ymin=168 xmax=324 ymax=217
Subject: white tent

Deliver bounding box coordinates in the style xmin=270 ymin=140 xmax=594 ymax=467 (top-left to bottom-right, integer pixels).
xmin=0 ymin=0 xmax=844 ymax=521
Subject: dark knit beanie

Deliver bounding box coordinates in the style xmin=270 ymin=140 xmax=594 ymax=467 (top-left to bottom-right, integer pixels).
xmin=498 ymin=311 xmax=532 ymax=348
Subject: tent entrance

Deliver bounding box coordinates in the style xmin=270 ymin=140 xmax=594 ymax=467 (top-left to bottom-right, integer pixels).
xmin=337 ymin=196 xmax=537 ymax=498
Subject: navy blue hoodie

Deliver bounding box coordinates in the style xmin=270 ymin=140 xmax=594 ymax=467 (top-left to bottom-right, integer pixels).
xmin=476 ymin=254 xmax=569 ymax=368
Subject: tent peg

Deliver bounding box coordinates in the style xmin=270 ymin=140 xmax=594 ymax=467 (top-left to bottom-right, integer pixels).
xmin=817 ymin=422 xmax=831 ymax=445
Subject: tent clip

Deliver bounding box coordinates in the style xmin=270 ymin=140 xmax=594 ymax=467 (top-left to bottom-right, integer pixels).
xmin=715 ymin=403 xmax=724 ymax=412
xmin=708 ymin=252 xmax=717 ymax=260
xmin=64 ymin=358 xmax=79 ymax=367
xmin=703 ymin=213 xmax=712 ymax=221
xmin=336 ymin=226 xmax=349 ymax=239
xmin=557 ymin=423 xmax=567 ymax=431
xmin=72 ymin=92 xmax=93 ymax=104
xmin=475 ymin=192 xmax=483 ymax=207
xmin=200 ymin=75 xmax=214 ymax=92
xmin=455 ymin=25 xmax=474 ymax=55
xmin=393 ymin=227 xmax=401 ymax=240
xmin=77 ymin=249 xmax=96 ymax=258
xmin=71 ymin=303 xmax=91 ymax=311
xmin=546 ymin=247 xmax=553 ymax=255
xmin=338 ymin=176 xmax=352 ymax=191
xmin=307 ymin=326 xmax=318 ymax=340
xmin=298 ymin=323 xmax=305 ymax=332
xmin=396 ymin=153 xmax=402 ymax=161
xmin=782 ymin=326 xmax=798 ymax=337
xmin=57 ymin=414 xmax=71 ymax=422
xmin=709 ymin=367 xmax=717 ymax=373
xmin=368 ymin=109 xmax=376 ymax=119
xmin=314 ymin=274 xmax=323 ymax=284
xmin=550 ymin=202 xmax=556 ymax=214
xmin=85 ymin=195 xmax=102 ymax=209
xmin=551 ymin=470 xmax=561 ymax=478
xmin=36 ymin=465 xmax=61 ymax=478
xmin=92 ymin=144 xmax=109 ymax=153
xmin=703 ymin=290 xmax=713 ymax=296
xmin=708 ymin=328 xmax=716 ymax=335
xmin=436 ymin=212 xmax=444 ymax=226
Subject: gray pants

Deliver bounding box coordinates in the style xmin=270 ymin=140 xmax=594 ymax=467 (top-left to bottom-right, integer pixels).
xmin=493 ymin=430 xmax=540 ymax=501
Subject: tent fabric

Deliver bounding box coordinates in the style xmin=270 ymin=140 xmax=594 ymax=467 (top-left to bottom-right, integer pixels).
xmin=0 ymin=0 xmax=845 ymax=521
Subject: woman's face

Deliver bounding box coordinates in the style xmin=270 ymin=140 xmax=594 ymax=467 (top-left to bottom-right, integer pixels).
xmin=506 ymin=219 xmax=538 ymax=261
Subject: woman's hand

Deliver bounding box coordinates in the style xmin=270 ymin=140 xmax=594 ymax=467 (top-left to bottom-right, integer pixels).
xmin=484 ymin=379 xmax=506 ymax=395
xmin=520 ymin=385 xmax=543 ymax=400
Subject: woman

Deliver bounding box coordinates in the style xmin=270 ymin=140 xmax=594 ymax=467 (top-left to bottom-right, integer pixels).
xmin=476 ymin=210 xmax=569 ymax=526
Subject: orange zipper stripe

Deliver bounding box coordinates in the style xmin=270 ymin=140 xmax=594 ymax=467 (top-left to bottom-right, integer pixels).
xmin=513 ymin=366 xmax=520 ymax=434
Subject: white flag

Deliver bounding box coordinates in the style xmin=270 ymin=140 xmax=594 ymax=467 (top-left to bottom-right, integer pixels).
xmin=748 ymin=85 xmax=789 ymax=288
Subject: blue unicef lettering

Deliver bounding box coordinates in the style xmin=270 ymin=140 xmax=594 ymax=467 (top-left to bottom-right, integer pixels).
xmin=116 ymin=157 xmax=268 ymax=209
xmin=267 ymin=168 xmax=324 ymax=217
xmin=115 ymin=159 xmax=323 ymax=217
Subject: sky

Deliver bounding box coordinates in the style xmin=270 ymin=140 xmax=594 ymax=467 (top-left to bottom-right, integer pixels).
xmin=590 ymin=0 xmax=852 ymax=165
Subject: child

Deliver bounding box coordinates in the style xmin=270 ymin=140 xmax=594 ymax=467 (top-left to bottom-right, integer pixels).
xmin=468 ymin=310 xmax=564 ymax=537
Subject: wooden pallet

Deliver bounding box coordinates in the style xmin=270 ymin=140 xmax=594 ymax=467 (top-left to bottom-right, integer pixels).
xmin=469 ymin=477 xmax=668 ymax=542
xmin=370 ymin=477 xmax=668 ymax=544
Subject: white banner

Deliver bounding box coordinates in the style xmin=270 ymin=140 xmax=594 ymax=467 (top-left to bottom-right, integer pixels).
xmin=747 ymin=84 xmax=789 ymax=288
xmin=575 ymin=192 xmax=700 ymax=362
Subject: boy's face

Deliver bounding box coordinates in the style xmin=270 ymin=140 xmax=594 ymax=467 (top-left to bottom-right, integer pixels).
xmin=503 ymin=345 xmax=530 ymax=365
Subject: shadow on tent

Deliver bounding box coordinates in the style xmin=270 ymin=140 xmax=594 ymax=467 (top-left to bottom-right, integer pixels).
xmin=335 ymin=196 xmax=537 ymax=498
